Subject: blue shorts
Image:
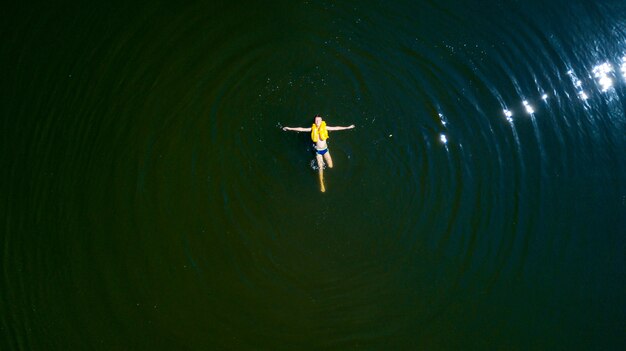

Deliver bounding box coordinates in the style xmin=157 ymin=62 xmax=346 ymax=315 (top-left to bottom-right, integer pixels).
xmin=316 ymin=148 xmax=328 ymax=155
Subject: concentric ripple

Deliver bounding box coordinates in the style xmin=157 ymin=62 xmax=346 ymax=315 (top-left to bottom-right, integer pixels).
xmin=2 ymin=0 xmax=625 ymax=349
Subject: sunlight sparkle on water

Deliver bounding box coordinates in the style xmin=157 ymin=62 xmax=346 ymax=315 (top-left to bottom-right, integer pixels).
xmin=542 ymin=93 xmax=548 ymax=100
xmin=503 ymin=109 xmax=513 ymax=122
xmin=592 ymin=62 xmax=613 ymax=92
xmin=438 ymin=112 xmax=447 ymax=126
xmin=621 ymin=56 xmax=626 ymax=80
xmin=522 ymin=100 xmax=534 ymax=114
xmin=567 ymin=70 xmax=589 ymax=101
xmin=440 ymin=134 xmax=448 ymax=144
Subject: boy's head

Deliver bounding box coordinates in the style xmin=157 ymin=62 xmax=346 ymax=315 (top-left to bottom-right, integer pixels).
xmin=314 ymin=114 xmax=322 ymax=126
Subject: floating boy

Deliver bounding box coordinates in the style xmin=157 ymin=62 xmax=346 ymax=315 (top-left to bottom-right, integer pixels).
xmin=283 ymin=115 xmax=355 ymax=192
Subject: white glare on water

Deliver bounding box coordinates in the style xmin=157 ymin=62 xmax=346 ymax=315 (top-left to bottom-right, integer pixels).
xmin=494 ymin=56 xmax=626 ymax=124
xmin=438 ymin=113 xmax=447 ymax=126
xmin=440 ymin=134 xmax=448 ymax=144
xmin=522 ymin=100 xmax=534 ymax=114
xmin=567 ymin=69 xmax=589 ymax=101
xmin=592 ymin=62 xmax=613 ymax=92
xmin=503 ymin=109 xmax=513 ymax=122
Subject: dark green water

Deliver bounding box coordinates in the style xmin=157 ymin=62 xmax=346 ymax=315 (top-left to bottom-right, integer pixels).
xmin=2 ymin=0 xmax=625 ymax=349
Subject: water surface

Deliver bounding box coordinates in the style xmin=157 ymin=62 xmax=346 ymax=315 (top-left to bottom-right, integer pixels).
xmin=2 ymin=0 xmax=625 ymax=349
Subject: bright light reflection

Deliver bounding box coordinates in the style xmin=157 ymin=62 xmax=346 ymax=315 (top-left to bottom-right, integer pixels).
xmin=592 ymin=62 xmax=613 ymax=92
xmin=500 ymin=56 xmax=626 ymax=121
xmin=522 ymin=100 xmax=534 ymax=114
xmin=567 ymin=70 xmax=589 ymax=101
xmin=440 ymin=134 xmax=448 ymax=144
xmin=438 ymin=113 xmax=447 ymax=126
xmin=503 ymin=109 xmax=513 ymax=122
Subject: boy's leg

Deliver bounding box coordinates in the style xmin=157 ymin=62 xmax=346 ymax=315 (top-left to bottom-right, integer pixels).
xmin=316 ymin=154 xmax=325 ymax=192
xmin=323 ymin=151 xmax=333 ymax=168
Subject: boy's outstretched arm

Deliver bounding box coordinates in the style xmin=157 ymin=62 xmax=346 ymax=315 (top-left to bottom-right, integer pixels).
xmin=326 ymin=125 xmax=355 ymax=131
xmin=283 ymin=126 xmax=312 ymax=132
